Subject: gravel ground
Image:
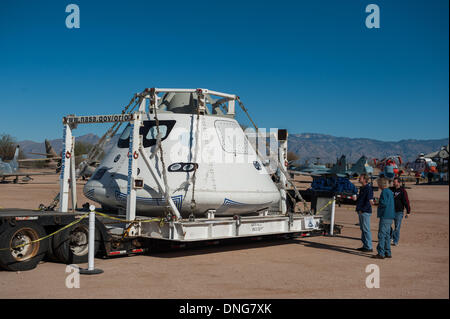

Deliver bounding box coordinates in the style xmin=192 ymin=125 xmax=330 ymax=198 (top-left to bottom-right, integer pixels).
xmin=0 ymin=171 xmax=448 ymax=298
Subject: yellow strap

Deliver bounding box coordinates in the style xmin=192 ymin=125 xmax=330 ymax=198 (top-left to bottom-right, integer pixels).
xmin=0 ymin=211 xmax=166 ymax=252
xmin=94 ymin=211 xmax=163 ymax=224
xmin=316 ymin=199 xmax=333 ymax=214
xmin=0 ymin=213 xmax=89 ymax=251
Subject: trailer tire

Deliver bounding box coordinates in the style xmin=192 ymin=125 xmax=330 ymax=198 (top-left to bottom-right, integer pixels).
xmin=45 ymin=233 xmax=59 ymax=262
xmin=0 ymin=221 xmax=48 ymax=271
xmin=52 ymin=220 xmax=100 ymax=264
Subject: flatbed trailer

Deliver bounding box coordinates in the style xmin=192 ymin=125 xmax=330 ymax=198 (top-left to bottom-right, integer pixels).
xmin=0 ymin=207 xmax=329 ymax=271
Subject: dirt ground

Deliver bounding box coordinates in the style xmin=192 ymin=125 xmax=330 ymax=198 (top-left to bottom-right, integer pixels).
xmin=0 ymin=170 xmax=448 ymax=299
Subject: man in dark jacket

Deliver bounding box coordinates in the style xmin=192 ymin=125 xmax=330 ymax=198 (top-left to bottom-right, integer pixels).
xmin=355 ymin=174 xmax=374 ymax=252
xmin=390 ymin=177 xmax=411 ymax=246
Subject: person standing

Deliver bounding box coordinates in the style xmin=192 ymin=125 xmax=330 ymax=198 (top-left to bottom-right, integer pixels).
xmin=355 ymin=174 xmax=374 ymax=252
xmin=390 ymin=177 xmax=411 ymax=246
xmin=415 ymin=171 xmax=421 ymax=185
xmin=373 ymin=177 xmax=396 ymax=259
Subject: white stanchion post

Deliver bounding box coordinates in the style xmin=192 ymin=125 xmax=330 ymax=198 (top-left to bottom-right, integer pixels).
xmin=330 ymin=196 xmax=336 ymax=236
xmin=80 ymin=205 xmax=103 ymax=275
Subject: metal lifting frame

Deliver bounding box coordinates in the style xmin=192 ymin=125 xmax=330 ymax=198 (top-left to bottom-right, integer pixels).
xmin=141 ymin=87 xmax=237 ymax=115
xmin=59 ymin=122 xmax=77 ymax=213
xmin=59 ymin=88 xmax=296 ymax=222
xmin=59 ymin=88 xmax=237 ymax=220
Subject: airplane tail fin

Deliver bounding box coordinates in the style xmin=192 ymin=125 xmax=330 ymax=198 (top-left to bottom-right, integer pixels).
xmin=10 ymin=146 xmax=20 ymax=172
xmin=352 ymin=156 xmax=372 ymax=176
xmin=352 ymin=156 xmax=366 ymax=170
xmin=14 ymin=145 xmax=19 ymax=160
xmin=45 ymin=139 xmax=58 ymax=158
xmin=330 ymin=155 xmax=347 ymax=175
xmin=336 ymin=155 xmax=346 ymax=172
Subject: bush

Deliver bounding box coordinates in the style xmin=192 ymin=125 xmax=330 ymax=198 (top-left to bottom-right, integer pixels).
xmin=0 ymin=134 xmax=25 ymax=160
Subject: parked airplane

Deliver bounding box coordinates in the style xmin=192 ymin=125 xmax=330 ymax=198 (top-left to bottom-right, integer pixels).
xmin=18 ymin=139 xmax=62 ymax=171
xmin=288 ymin=158 xmax=327 ymax=175
xmin=1 ymin=146 xmax=56 ymax=183
xmin=407 ymin=153 xmax=439 ymax=180
xmin=19 ymin=139 xmax=98 ymax=179
xmin=373 ymin=155 xmax=404 ymax=179
xmin=30 ymin=139 xmax=60 ymax=159
xmin=288 ymin=155 xmax=373 ymax=178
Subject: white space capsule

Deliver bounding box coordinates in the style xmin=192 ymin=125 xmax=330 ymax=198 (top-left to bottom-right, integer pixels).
xmin=83 ymin=91 xmax=281 ymax=217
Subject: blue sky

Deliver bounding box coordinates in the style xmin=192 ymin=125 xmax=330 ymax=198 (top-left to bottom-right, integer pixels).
xmin=0 ymin=0 xmax=448 ymax=142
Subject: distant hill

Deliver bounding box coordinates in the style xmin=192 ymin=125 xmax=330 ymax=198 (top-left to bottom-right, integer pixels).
xmin=18 ymin=133 xmax=448 ymax=164
xmin=288 ymin=133 xmax=448 ymax=164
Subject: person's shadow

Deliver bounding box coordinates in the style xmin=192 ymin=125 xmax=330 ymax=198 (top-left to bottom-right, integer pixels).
xmin=293 ymin=235 xmax=378 ymax=257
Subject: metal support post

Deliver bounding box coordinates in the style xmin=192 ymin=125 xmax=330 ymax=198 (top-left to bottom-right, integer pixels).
xmin=228 ymin=99 xmax=235 ymax=115
xmin=126 ymin=113 xmax=141 ymax=222
xmin=330 ymin=196 xmax=336 ymax=236
xmin=278 ymin=137 xmax=288 ymax=214
xmin=70 ymin=136 xmax=77 ymax=212
xmin=197 ymin=89 xmax=206 ymax=114
xmin=59 ymin=124 xmax=73 ymax=212
xmin=80 ymin=205 xmax=103 ymax=275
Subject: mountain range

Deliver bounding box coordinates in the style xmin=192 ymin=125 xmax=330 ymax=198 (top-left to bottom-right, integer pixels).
xmin=18 ymin=133 xmax=448 ymax=164
xmin=288 ymin=133 xmax=448 ymax=163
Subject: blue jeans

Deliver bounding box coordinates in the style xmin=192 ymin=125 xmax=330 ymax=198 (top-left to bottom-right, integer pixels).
xmin=358 ymin=212 xmax=372 ymax=250
xmin=377 ymin=218 xmax=393 ymax=257
xmin=390 ymin=212 xmax=403 ymax=245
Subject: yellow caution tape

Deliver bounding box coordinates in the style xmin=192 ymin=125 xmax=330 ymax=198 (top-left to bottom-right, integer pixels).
xmin=0 ymin=213 xmax=89 ymax=251
xmin=0 ymin=210 xmax=165 ymax=252
xmin=94 ymin=211 xmax=163 ymax=224
xmin=316 ymin=199 xmax=333 ymax=214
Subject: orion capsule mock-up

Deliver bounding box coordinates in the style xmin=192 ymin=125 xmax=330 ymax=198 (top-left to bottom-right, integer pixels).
xmin=83 ymin=89 xmax=281 ymax=217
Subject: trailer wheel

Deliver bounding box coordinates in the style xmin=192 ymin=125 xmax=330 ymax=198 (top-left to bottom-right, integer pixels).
xmin=0 ymin=221 xmax=48 ymax=271
xmin=52 ymin=220 xmax=100 ymax=264
xmin=44 ymin=232 xmax=59 ymax=262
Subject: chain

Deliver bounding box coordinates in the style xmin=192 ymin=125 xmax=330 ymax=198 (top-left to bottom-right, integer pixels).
xmin=236 ymin=96 xmax=259 ymax=131
xmin=190 ymin=105 xmax=201 ymax=212
xmin=152 ymin=99 xmax=171 ymax=214
xmin=236 ymin=96 xmax=309 ymax=213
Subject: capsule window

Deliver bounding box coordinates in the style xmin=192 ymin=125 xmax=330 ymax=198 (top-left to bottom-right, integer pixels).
xmin=117 ymin=120 xmax=176 ymax=148
xmin=147 ymin=125 xmax=168 ymax=141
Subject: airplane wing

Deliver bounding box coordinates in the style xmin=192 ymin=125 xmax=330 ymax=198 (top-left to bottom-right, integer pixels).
xmin=18 ymin=157 xmax=62 ymax=162
xmin=304 ymin=170 xmax=339 ymax=177
xmin=288 ymin=170 xmax=312 ymax=176
xmin=1 ymin=172 xmax=57 ymax=177
xmin=28 ymin=152 xmax=54 ymax=156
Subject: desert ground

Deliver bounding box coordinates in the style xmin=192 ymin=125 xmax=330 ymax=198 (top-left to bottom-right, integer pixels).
xmin=0 ymin=169 xmax=448 ymax=298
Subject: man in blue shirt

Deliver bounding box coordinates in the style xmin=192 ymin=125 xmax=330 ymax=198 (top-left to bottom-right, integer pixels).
xmin=373 ymin=177 xmax=396 ymax=259
xmin=355 ymin=174 xmax=374 ymax=252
